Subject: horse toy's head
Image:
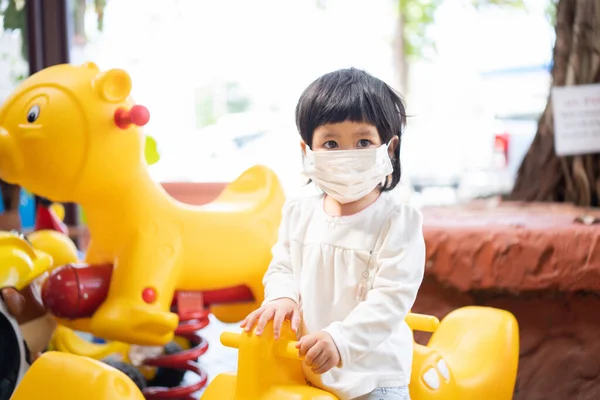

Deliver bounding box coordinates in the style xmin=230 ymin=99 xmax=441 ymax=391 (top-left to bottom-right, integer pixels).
xmin=0 ymin=62 xmax=150 ymax=203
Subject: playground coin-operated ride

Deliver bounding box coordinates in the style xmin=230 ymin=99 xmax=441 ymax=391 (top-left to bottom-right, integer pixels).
xmin=203 ymin=307 xmax=519 ymax=400
xmin=0 ymin=61 xmax=285 ymax=346
xmin=0 ymin=61 xmax=285 ymax=399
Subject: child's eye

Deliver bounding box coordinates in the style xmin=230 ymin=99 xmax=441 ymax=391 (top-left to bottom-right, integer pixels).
xmin=323 ymin=141 xmax=338 ymax=149
xmin=357 ymin=139 xmax=372 ymax=148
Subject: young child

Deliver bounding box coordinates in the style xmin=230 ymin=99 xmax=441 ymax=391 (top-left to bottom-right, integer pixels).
xmin=241 ymin=68 xmax=425 ymax=400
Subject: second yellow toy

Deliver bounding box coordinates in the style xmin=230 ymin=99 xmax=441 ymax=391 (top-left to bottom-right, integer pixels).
xmin=10 ymin=351 xmax=145 ymax=400
xmin=203 ymin=307 xmax=519 ymax=400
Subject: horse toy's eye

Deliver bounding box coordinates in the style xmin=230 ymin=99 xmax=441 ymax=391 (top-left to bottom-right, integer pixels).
xmin=27 ymin=105 xmax=40 ymax=123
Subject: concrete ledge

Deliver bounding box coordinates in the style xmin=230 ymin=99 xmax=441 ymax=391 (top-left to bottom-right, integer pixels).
xmin=422 ymin=201 xmax=600 ymax=292
xmin=417 ymin=200 xmax=600 ymax=400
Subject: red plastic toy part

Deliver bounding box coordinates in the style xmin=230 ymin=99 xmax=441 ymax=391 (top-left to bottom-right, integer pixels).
xmin=41 ymin=263 xmax=113 ymax=319
xmin=114 ymin=105 xmax=150 ymax=129
xmin=41 ymin=263 xmax=255 ymax=320
xmin=142 ymin=287 xmax=157 ymax=304
xmin=34 ymin=202 xmax=68 ymax=235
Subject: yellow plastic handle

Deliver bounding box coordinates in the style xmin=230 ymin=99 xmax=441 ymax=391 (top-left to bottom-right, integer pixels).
xmin=52 ymin=325 xmax=128 ymax=359
xmin=405 ymin=313 xmax=440 ymax=333
xmin=274 ymin=340 xmax=303 ymax=360
xmin=220 ymin=331 xmax=241 ymax=349
xmin=220 ymin=331 xmax=304 ymax=360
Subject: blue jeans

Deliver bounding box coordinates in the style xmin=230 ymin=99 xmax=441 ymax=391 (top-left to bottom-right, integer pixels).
xmin=354 ymin=386 xmax=410 ymax=400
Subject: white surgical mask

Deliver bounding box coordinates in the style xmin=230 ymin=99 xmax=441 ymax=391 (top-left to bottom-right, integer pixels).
xmin=302 ymin=143 xmax=394 ymax=204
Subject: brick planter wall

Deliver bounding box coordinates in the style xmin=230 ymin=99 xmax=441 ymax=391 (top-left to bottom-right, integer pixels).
xmin=416 ymin=201 xmax=600 ymax=400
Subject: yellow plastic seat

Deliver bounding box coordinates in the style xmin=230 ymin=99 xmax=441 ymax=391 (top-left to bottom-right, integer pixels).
xmin=205 ymin=308 xmax=518 ymax=400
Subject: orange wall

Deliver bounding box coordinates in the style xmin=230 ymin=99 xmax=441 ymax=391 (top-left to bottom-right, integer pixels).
xmin=161 ymin=182 xmax=227 ymax=205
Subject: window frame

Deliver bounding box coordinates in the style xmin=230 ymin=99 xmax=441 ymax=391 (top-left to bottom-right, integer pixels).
xmin=25 ymin=0 xmax=78 ymax=227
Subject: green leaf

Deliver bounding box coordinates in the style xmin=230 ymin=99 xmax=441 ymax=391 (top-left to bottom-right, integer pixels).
xmin=144 ymin=135 xmax=160 ymax=166
xmin=470 ymin=0 xmax=525 ymax=9
xmin=1 ymin=0 xmax=27 ymax=59
xmin=94 ymin=0 xmax=107 ymax=31
xmin=2 ymin=0 xmax=25 ymax=31
xmin=544 ymin=0 xmax=558 ymax=26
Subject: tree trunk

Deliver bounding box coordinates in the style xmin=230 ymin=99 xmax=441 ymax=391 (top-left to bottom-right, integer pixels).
xmin=393 ymin=2 xmax=409 ymax=95
xmin=509 ymin=0 xmax=600 ymax=207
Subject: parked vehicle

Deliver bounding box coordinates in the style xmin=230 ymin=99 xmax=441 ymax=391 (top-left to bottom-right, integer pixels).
xmin=458 ymin=113 xmax=538 ymax=200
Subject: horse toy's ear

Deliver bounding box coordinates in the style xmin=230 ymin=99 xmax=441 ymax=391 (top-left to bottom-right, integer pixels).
xmin=81 ymin=62 xmax=100 ymax=72
xmin=92 ymin=68 xmax=132 ymax=103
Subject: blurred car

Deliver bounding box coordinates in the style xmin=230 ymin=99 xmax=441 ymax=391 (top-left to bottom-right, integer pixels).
xmin=400 ymin=116 xmax=474 ymax=208
xmin=457 ymin=113 xmax=538 ymax=200
xmin=457 ymin=64 xmax=549 ymax=200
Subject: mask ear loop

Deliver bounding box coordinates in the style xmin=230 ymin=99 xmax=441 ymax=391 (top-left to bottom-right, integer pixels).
xmin=381 ymin=142 xmax=397 ymax=189
xmin=382 ymin=137 xmax=399 ymax=189
xmin=300 ymin=146 xmax=317 ymax=189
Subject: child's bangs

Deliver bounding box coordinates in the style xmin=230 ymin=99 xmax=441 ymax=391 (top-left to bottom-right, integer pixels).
xmin=312 ymin=84 xmax=379 ymax=128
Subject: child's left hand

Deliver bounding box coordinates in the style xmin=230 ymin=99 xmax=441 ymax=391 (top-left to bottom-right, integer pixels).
xmin=296 ymin=331 xmax=341 ymax=374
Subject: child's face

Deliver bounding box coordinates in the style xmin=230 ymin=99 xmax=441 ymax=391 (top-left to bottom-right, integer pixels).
xmin=310 ymin=121 xmax=381 ymax=151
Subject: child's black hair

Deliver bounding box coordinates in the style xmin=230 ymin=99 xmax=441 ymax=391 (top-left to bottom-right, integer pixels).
xmin=295 ymin=68 xmax=407 ymax=191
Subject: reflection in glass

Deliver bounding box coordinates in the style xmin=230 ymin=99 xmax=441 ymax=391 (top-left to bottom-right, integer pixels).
xmin=64 ymin=0 xmax=397 ymax=189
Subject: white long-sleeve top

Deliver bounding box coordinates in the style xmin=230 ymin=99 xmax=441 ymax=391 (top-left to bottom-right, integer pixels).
xmin=262 ymin=191 xmax=425 ymax=400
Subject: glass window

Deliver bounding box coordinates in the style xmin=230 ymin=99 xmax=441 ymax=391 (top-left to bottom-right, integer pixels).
xmin=0 ymin=0 xmax=28 ymax=102
xmin=66 ymin=0 xmax=554 ymax=205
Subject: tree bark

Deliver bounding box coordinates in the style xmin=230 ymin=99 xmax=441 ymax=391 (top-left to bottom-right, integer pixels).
xmin=509 ymin=0 xmax=600 ymax=206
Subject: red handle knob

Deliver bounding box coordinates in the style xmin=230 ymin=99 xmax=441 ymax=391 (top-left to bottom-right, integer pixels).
xmin=42 ymin=263 xmax=112 ymax=319
xmin=114 ymin=105 xmax=150 ymax=129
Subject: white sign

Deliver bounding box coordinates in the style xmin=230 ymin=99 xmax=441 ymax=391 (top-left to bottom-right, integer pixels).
xmin=552 ymin=83 xmax=600 ymax=156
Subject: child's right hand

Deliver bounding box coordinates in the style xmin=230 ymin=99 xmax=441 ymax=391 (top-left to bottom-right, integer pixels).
xmin=240 ymin=298 xmax=300 ymax=339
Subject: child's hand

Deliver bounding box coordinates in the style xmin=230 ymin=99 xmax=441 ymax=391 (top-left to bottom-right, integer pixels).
xmin=240 ymin=297 xmax=300 ymax=339
xmin=296 ymin=331 xmax=340 ymax=374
